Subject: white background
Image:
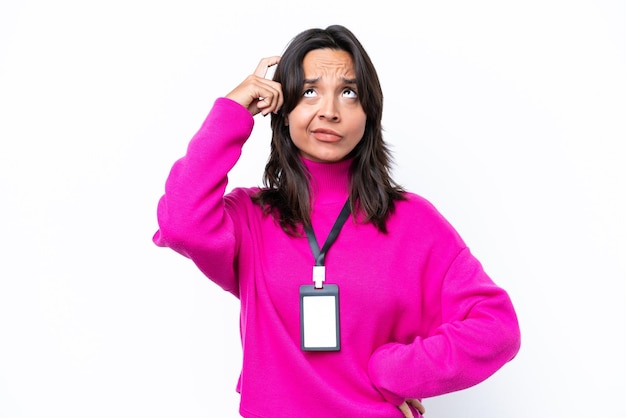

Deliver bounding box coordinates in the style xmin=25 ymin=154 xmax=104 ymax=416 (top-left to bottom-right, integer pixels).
xmin=1 ymin=0 xmax=625 ymax=417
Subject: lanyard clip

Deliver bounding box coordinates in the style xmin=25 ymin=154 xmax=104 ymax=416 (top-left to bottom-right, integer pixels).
xmin=313 ymin=265 xmax=325 ymax=289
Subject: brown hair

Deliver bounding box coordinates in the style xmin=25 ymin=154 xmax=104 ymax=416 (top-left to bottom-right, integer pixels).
xmin=253 ymin=25 xmax=405 ymax=234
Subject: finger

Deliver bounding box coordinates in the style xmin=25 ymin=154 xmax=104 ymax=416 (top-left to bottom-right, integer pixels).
xmin=256 ymin=86 xmax=282 ymax=115
xmin=397 ymin=402 xmax=413 ymax=418
xmin=256 ymin=81 xmax=283 ymax=115
xmin=407 ymin=399 xmax=426 ymax=415
xmin=253 ymin=55 xmax=281 ymax=78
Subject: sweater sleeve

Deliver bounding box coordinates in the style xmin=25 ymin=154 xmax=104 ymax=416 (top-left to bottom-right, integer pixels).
xmin=152 ymin=98 xmax=254 ymax=297
xmin=368 ymin=247 xmax=521 ymax=403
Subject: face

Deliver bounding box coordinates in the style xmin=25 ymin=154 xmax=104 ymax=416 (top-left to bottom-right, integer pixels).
xmin=286 ymin=49 xmax=367 ymax=163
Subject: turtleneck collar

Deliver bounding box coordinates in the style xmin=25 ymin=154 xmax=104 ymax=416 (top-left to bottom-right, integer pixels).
xmin=301 ymin=157 xmax=352 ymax=205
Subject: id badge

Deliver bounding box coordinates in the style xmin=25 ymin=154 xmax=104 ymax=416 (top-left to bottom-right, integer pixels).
xmin=300 ymin=284 xmax=340 ymax=351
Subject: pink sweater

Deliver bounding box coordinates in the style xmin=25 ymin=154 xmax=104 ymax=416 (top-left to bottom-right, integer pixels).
xmin=153 ymin=98 xmax=521 ymax=418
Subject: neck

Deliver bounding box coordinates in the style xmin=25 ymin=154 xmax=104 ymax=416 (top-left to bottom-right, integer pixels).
xmin=301 ymin=157 xmax=351 ymax=204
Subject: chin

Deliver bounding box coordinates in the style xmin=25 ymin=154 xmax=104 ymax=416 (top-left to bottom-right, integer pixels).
xmin=299 ymin=148 xmax=351 ymax=163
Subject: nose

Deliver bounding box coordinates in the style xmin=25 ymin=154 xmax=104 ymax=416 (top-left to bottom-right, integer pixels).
xmin=318 ymin=97 xmax=339 ymax=121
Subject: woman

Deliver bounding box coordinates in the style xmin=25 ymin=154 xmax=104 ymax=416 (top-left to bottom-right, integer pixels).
xmin=153 ymin=25 xmax=521 ymax=418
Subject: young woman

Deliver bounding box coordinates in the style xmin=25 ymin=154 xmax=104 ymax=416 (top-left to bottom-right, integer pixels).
xmin=153 ymin=25 xmax=521 ymax=418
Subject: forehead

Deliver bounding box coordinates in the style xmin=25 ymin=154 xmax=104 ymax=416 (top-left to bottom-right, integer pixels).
xmin=302 ymin=49 xmax=355 ymax=78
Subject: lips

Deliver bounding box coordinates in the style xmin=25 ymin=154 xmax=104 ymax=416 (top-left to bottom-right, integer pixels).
xmin=311 ymin=128 xmax=342 ymax=142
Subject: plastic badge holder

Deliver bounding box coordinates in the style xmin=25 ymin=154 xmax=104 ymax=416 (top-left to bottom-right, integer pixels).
xmin=300 ymin=284 xmax=340 ymax=351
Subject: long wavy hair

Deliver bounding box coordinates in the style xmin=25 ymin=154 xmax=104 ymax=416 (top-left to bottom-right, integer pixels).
xmin=253 ymin=25 xmax=405 ymax=235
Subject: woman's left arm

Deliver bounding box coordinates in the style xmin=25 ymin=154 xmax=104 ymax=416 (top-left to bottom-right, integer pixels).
xmin=368 ymin=247 xmax=521 ymax=404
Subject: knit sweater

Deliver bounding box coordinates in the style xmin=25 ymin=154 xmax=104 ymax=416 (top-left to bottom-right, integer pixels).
xmin=153 ymin=97 xmax=521 ymax=418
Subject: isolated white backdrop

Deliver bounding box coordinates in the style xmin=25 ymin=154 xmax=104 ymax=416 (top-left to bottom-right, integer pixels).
xmin=1 ymin=1 xmax=625 ymax=417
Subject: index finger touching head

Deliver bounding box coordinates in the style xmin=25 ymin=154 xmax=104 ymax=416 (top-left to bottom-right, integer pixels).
xmin=254 ymin=55 xmax=281 ymax=78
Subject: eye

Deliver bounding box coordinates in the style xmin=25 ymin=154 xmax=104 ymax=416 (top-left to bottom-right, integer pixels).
xmin=342 ymin=88 xmax=358 ymax=98
xmin=303 ymin=88 xmax=317 ymax=97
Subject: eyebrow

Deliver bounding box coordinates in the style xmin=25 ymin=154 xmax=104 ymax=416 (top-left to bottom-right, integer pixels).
xmin=303 ymin=77 xmax=358 ymax=84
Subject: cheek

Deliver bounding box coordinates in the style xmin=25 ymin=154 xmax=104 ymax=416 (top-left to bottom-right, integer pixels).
xmin=348 ymin=114 xmax=367 ymax=138
xmin=287 ymin=122 xmax=305 ymax=149
xmin=286 ymin=109 xmax=312 ymax=136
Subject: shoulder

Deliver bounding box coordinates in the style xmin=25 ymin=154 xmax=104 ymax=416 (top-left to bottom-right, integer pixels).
xmin=391 ymin=191 xmax=465 ymax=245
xmin=396 ymin=191 xmax=445 ymax=219
xmin=224 ymin=186 xmax=261 ymax=208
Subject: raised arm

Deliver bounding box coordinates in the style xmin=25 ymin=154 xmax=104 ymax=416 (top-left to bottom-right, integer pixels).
xmin=153 ymin=57 xmax=283 ymax=296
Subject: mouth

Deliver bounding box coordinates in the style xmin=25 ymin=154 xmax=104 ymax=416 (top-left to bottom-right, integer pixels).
xmin=311 ymin=128 xmax=342 ymax=142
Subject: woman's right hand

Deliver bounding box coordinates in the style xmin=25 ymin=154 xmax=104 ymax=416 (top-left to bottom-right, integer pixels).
xmin=225 ymin=56 xmax=283 ymax=116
